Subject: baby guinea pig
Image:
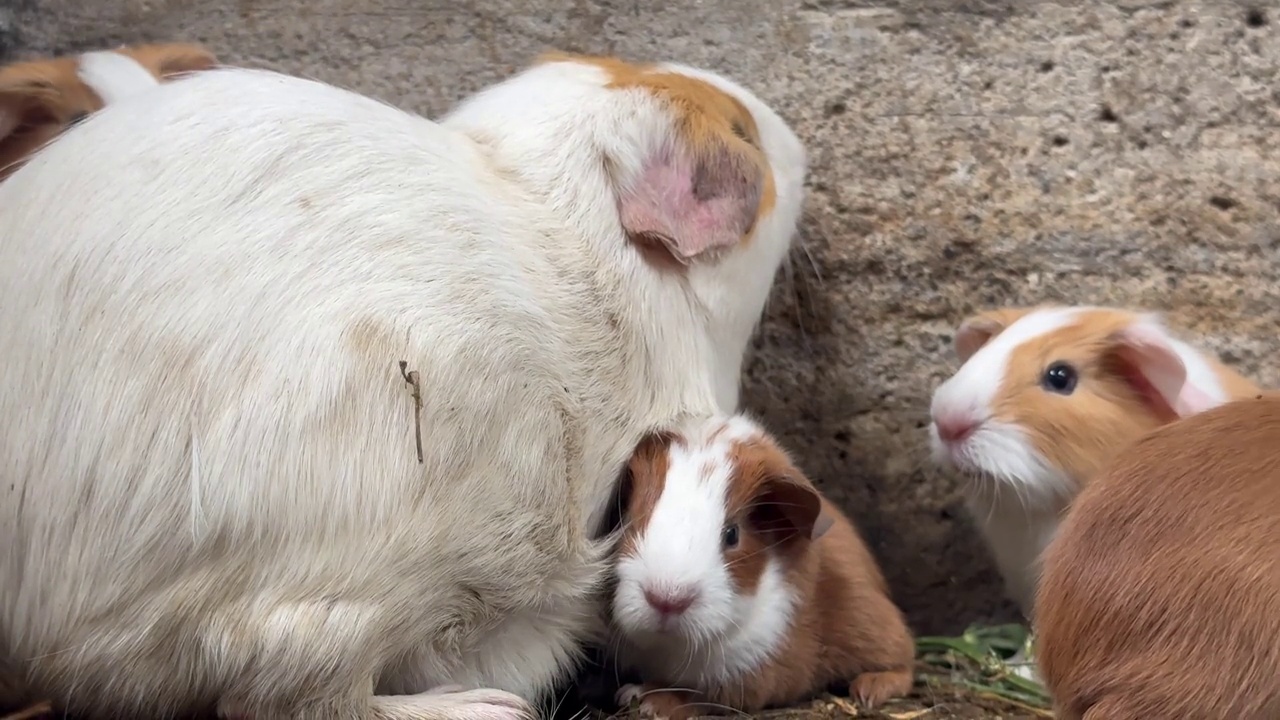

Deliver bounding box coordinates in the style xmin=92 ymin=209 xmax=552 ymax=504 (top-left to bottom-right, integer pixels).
xmin=0 ymin=42 xmax=218 ymax=181
xmin=609 ymin=413 xmax=915 ymax=720
xmin=929 ymin=305 xmax=1259 ymax=619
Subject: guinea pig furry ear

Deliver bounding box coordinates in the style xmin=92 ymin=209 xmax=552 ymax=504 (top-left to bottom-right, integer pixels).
xmin=753 ymin=472 xmax=826 ymax=545
xmin=953 ymin=307 xmax=1035 ymax=363
xmin=617 ymin=118 xmax=766 ymax=264
xmin=1108 ymin=315 xmax=1227 ymax=421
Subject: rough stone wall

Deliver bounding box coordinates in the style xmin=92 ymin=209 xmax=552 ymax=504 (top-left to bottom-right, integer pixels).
xmin=5 ymin=0 xmax=1278 ymax=634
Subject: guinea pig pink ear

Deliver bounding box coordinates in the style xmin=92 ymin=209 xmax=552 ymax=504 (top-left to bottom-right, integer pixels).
xmin=954 ymin=307 xmax=1034 ymax=364
xmin=1108 ymin=316 xmax=1228 ymax=421
xmin=617 ymin=127 xmax=765 ymax=265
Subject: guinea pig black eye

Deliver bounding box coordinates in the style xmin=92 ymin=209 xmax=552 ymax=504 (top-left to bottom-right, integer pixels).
xmin=721 ymin=523 xmax=740 ymax=549
xmin=1041 ymin=361 xmax=1078 ymax=395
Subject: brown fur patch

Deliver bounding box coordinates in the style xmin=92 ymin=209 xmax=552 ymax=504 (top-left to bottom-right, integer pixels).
xmin=979 ymin=306 xmax=1261 ymax=490
xmin=618 ymin=430 xmax=681 ymax=558
xmin=0 ymin=56 xmax=103 ymax=180
xmin=722 ymin=433 xmax=822 ymax=594
xmin=115 ymin=43 xmax=219 ymax=79
xmin=0 ymin=43 xmax=217 ymax=182
xmin=1036 ymin=395 xmax=1280 ymax=719
xmin=536 ymin=51 xmax=777 ymax=240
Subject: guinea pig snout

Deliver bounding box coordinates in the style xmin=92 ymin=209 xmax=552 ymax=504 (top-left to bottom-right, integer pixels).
xmin=642 ymin=582 xmax=699 ymax=618
xmin=932 ymin=410 xmax=980 ymax=444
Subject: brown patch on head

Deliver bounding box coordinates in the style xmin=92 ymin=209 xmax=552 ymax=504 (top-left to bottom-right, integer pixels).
xmin=721 ymin=430 xmax=825 ymax=593
xmin=116 ymin=43 xmax=219 ymax=79
xmin=536 ymin=51 xmax=776 ymax=262
xmin=0 ymin=43 xmax=216 ymax=182
xmin=989 ymin=307 xmax=1257 ymax=490
xmin=617 ymin=429 xmax=683 ymax=557
xmin=0 ymin=56 xmax=103 ymax=180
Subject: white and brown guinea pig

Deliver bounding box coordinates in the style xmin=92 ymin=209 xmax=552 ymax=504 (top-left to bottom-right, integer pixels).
xmin=609 ymin=413 xmax=915 ymax=720
xmin=0 ymin=42 xmax=217 ymax=181
xmin=1035 ymin=393 xmax=1280 ymax=720
xmin=928 ymin=304 xmax=1260 ymax=618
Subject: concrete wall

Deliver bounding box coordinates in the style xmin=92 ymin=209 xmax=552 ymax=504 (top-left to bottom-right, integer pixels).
xmin=6 ymin=0 xmax=1278 ymax=634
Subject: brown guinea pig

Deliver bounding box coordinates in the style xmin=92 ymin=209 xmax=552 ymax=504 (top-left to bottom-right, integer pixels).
xmin=0 ymin=42 xmax=217 ymax=181
xmin=608 ymin=413 xmax=915 ymax=720
xmin=1035 ymin=393 xmax=1280 ymax=720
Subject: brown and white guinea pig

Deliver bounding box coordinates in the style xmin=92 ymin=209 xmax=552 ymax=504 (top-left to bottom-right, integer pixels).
xmin=1034 ymin=393 xmax=1280 ymax=720
xmin=928 ymin=305 xmax=1260 ymax=619
xmin=0 ymin=43 xmax=217 ymax=181
xmin=608 ymin=413 xmax=915 ymax=720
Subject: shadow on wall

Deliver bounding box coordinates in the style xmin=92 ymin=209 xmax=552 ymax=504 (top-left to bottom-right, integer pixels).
xmin=740 ymin=220 xmax=1020 ymax=635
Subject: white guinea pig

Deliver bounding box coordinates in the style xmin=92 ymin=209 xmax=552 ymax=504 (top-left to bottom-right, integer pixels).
xmin=609 ymin=414 xmax=915 ymax=720
xmin=0 ymin=51 xmax=806 ymax=720
xmin=929 ymin=304 xmax=1260 ymax=619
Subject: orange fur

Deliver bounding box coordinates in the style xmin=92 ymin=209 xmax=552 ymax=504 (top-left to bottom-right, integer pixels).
xmin=0 ymin=43 xmax=217 ymax=181
xmin=115 ymin=43 xmax=218 ymax=79
xmin=1035 ymin=394 xmax=1280 ymax=720
xmin=962 ymin=305 xmax=1259 ymax=491
xmin=620 ymin=425 xmax=915 ymax=718
xmin=537 ymin=51 xmax=777 ymax=244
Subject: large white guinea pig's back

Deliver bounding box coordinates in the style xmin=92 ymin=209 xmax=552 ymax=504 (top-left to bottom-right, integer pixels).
xmin=0 ymin=67 xmax=596 ymax=712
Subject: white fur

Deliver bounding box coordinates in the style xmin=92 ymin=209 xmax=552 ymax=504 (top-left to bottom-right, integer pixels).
xmin=0 ymin=58 xmax=805 ymax=719
xmin=612 ymin=416 xmax=797 ymax=690
xmin=75 ymin=50 xmax=160 ymax=104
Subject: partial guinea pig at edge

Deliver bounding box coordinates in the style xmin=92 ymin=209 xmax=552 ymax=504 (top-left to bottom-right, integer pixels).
xmin=608 ymin=413 xmax=915 ymax=720
xmin=1035 ymin=393 xmax=1280 ymax=720
xmin=928 ymin=304 xmax=1260 ymax=618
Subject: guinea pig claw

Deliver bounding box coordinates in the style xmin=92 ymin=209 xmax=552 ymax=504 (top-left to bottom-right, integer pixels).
xmin=615 ymin=683 xmax=647 ymax=708
xmin=614 ymin=685 xmax=701 ymax=720
xmin=849 ymin=668 xmax=914 ymax=709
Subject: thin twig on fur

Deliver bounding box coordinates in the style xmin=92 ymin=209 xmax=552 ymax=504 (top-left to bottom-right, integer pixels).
xmin=398 ymin=360 xmax=425 ymax=464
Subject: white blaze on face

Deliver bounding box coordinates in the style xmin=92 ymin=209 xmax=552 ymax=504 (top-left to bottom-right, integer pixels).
xmin=613 ymin=415 xmax=801 ymax=685
xmin=76 ymin=50 xmax=160 ymax=106
xmin=614 ymin=417 xmax=749 ymax=638
xmin=929 ymin=307 xmax=1083 ymax=494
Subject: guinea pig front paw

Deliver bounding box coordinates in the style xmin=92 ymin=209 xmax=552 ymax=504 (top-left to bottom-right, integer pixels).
xmin=616 ymin=684 xmax=701 ymax=720
xmin=849 ymin=668 xmax=914 ymax=708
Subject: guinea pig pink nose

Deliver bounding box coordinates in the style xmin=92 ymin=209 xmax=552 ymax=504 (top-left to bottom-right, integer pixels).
xmin=934 ymin=413 xmax=978 ymax=443
xmin=643 ymin=586 xmax=698 ymax=616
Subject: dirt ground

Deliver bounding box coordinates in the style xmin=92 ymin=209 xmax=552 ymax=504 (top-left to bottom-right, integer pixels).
xmin=3 ymin=628 xmax=1052 ymax=719
xmin=600 ymin=662 xmax=1052 ymax=720
xmin=2 ymin=666 xmax=1050 ymax=720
